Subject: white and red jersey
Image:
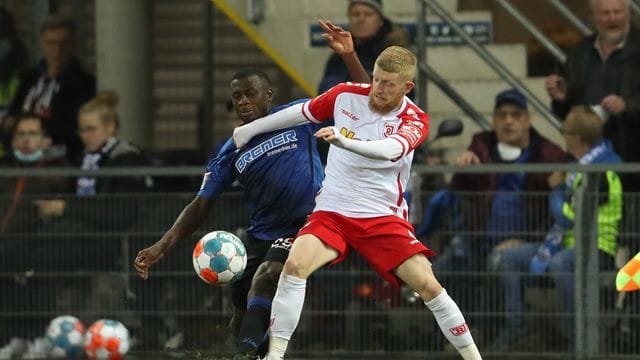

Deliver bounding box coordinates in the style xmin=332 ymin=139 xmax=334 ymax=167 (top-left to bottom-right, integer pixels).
xmin=301 ymin=82 xmax=430 ymax=219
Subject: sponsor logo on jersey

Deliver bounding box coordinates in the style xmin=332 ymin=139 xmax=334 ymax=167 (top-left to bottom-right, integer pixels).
xmin=341 ymin=108 xmax=360 ymax=121
xmin=449 ymin=323 xmax=469 ymax=336
xmin=398 ymin=125 xmax=423 ymax=147
xmin=271 ymin=238 xmax=294 ymax=251
xmin=339 ymin=127 xmax=359 ymax=140
xmin=235 ymin=130 xmax=298 ymax=173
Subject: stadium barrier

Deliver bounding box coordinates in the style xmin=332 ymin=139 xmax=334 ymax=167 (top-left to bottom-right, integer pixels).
xmin=1 ymin=165 xmax=638 ymax=359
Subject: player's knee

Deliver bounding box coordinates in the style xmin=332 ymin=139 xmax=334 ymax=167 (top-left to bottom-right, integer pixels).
xmin=414 ymin=276 xmax=443 ymax=301
xmin=282 ymin=257 xmax=310 ymax=279
xmin=250 ymin=261 xmax=284 ymax=298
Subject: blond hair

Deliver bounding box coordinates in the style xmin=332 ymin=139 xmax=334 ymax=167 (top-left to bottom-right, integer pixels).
xmin=79 ymin=90 xmax=120 ymax=129
xmin=374 ymin=46 xmax=417 ymax=81
xmin=565 ymin=105 xmax=603 ymax=146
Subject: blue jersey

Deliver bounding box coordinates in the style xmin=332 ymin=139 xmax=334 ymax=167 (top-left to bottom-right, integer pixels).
xmin=198 ymin=99 xmax=324 ymax=240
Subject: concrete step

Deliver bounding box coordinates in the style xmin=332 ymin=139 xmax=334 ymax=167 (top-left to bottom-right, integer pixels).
xmin=425 ymin=44 xmax=526 ymax=80
xmin=425 ymin=76 xmax=564 ymax=161
xmin=272 ymin=0 xmax=459 ymax=18
xmin=425 ymin=77 xmax=548 ymax=114
xmin=426 ymin=112 xmax=564 ymax=168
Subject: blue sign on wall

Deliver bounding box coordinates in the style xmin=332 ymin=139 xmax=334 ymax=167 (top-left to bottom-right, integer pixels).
xmin=310 ymin=21 xmax=492 ymax=47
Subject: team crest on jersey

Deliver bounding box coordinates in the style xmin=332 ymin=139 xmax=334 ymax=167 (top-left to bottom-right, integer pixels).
xmin=384 ymin=122 xmax=397 ymax=137
xmin=235 ymin=130 xmax=298 ymax=173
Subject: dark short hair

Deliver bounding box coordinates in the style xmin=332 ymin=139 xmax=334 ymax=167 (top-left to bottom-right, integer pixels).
xmin=40 ymin=14 xmax=76 ymax=37
xmin=230 ymin=68 xmax=271 ymax=86
xmin=14 ymin=113 xmax=48 ymax=136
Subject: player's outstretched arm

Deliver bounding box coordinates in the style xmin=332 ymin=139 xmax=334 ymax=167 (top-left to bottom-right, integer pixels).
xmin=134 ymin=196 xmax=212 ymax=279
xmin=315 ymin=126 xmax=404 ymax=160
xmin=319 ymin=19 xmax=370 ymax=84
xmin=233 ymin=103 xmax=307 ymax=148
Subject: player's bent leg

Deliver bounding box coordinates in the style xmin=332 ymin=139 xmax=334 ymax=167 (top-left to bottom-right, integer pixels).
xmin=394 ymin=254 xmax=482 ymax=360
xmin=283 ymin=234 xmax=339 ymax=279
xmin=236 ymin=260 xmax=285 ymax=356
xmin=267 ymin=235 xmax=339 ymax=359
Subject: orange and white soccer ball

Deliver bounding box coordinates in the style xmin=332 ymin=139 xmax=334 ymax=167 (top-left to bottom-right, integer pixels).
xmin=84 ymin=319 xmax=130 ymax=359
xmin=193 ymin=230 xmax=247 ymax=285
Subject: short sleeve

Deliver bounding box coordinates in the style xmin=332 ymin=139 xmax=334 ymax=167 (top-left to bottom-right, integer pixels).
xmin=388 ymin=106 xmax=430 ymax=157
xmin=302 ymin=83 xmax=370 ymax=124
xmin=197 ymin=139 xmax=237 ymax=199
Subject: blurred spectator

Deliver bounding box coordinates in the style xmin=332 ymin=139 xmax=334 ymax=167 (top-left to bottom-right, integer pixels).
xmin=492 ymin=105 xmax=623 ymax=351
xmin=440 ymin=89 xmax=565 ymax=271
xmin=4 ymin=14 xmax=95 ymax=160
xmin=35 ymin=91 xmax=151 ymax=233
xmin=0 ymin=114 xmax=69 ymax=235
xmin=545 ymin=0 xmax=640 ymax=188
xmin=527 ymin=20 xmax=581 ymax=76
xmin=317 ymin=0 xmax=409 ymax=92
xmin=0 ymin=6 xmax=28 ymax=156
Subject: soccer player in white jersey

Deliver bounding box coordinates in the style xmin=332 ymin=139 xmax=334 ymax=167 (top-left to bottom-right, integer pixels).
xmin=233 ymin=46 xmax=482 ymax=360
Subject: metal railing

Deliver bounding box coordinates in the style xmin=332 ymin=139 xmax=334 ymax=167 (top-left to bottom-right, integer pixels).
xmin=419 ymin=0 xmax=563 ymax=131
xmin=1 ymin=166 xmax=639 ymax=358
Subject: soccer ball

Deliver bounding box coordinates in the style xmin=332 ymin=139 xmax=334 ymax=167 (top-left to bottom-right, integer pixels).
xmin=45 ymin=315 xmax=85 ymax=358
xmin=84 ymin=319 xmax=130 ymax=359
xmin=192 ymin=230 xmax=247 ymax=285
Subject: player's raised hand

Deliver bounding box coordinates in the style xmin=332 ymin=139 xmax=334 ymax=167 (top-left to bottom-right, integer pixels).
xmin=319 ymin=19 xmax=354 ymax=56
xmin=134 ymin=243 xmax=165 ymax=279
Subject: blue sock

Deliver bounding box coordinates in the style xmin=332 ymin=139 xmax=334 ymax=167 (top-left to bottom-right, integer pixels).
xmin=236 ymin=296 xmax=271 ymax=355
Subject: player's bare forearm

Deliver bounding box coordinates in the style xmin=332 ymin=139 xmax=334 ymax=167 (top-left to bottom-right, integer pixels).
xmin=318 ymin=19 xmax=370 ymax=84
xmin=343 ymin=51 xmax=371 ymax=84
xmin=158 ymin=197 xmax=211 ymax=251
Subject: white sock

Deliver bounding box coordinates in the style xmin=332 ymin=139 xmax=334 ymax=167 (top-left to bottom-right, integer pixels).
xmin=425 ymin=289 xmax=479 ymax=358
xmin=459 ymin=343 xmax=483 ymax=360
xmin=267 ymin=272 xmax=307 ymax=357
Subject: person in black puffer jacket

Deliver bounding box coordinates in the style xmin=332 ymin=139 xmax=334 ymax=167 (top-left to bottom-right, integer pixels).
xmin=318 ymin=0 xmax=409 ymax=93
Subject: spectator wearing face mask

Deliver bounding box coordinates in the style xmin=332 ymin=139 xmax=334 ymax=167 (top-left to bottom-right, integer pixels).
xmin=445 ymin=89 xmax=566 ymax=269
xmin=34 ymin=91 xmax=151 ymax=233
xmin=317 ymin=0 xmax=409 ymax=93
xmin=0 ymin=114 xmax=69 ymax=235
xmin=0 ymin=6 xmax=28 ymax=157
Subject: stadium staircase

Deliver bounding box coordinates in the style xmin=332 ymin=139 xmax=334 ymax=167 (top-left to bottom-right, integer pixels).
xmin=213 ymin=0 xmax=565 ymax=158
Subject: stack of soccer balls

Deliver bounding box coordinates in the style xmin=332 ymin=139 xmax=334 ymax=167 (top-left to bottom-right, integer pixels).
xmin=45 ymin=316 xmax=130 ymax=359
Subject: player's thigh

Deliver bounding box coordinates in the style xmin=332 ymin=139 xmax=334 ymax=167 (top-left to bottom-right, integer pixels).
xmin=284 ymin=234 xmax=339 ymax=278
xmin=393 ymin=253 xmax=443 ymax=300
xmin=249 ymin=237 xmax=292 ymax=298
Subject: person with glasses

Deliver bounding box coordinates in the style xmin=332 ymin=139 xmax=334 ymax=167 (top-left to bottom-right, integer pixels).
xmin=493 ymin=105 xmax=622 ymax=351
xmin=4 ymin=15 xmax=95 ymax=161
xmin=34 ymin=90 xmax=150 ymax=231
xmin=429 ymin=89 xmax=566 ymax=335
xmin=0 ymin=114 xmax=69 ymax=234
xmin=443 ymin=89 xmax=565 ymax=269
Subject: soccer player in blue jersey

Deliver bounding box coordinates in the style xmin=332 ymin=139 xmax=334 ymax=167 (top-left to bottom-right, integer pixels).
xmin=134 ymin=20 xmax=370 ymax=359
